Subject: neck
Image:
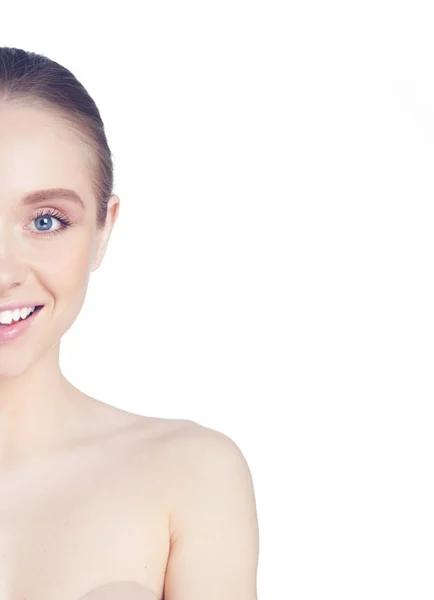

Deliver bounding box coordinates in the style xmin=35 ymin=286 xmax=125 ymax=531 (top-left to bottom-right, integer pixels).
xmin=0 ymin=341 xmax=81 ymax=469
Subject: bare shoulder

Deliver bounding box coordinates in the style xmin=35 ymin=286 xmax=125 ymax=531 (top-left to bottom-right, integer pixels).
xmin=127 ymin=415 xmax=245 ymax=467
xmin=76 ymin=396 xmax=243 ymax=466
xmin=159 ymin=418 xmax=246 ymax=462
xmin=156 ymin=420 xmax=255 ymax=543
xmin=124 ymin=412 xmax=240 ymax=450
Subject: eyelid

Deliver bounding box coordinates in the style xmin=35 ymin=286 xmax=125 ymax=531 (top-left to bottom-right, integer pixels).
xmin=32 ymin=207 xmax=69 ymax=218
xmin=27 ymin=206 xmax=75 ymax=237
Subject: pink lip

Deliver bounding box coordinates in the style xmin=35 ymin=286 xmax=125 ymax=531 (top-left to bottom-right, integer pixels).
xmin=0 ymin=301 xmax=45 ymax=312
xmin=0 ymin=306 xmax=44 ymax=344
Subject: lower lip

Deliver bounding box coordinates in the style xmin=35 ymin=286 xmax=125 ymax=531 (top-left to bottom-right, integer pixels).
xmin=0 ymin=306 xmax=44 ymax=344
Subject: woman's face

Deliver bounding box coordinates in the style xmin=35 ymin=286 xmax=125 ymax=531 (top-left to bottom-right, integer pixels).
xmin=0 ymin=104 xmax=119 ymax=375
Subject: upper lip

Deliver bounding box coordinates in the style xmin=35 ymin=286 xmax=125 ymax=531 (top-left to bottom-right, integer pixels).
xmin=0 ymin=302 xmax=45 ymax=312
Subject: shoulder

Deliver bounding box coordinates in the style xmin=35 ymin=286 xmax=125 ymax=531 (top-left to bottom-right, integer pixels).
xmin=163 ymin=419 xmax=248 ymax=473
xmin=158 ymin=421 xmax=259 ymax=600
xmin=161 ymin=420 xmax=256 ymax=543
xmin=136 ymin=416 xmax=243 ymax=457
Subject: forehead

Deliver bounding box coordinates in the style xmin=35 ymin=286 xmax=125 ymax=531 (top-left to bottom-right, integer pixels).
xmin=0 ymin=104 xmax=93 ymax=203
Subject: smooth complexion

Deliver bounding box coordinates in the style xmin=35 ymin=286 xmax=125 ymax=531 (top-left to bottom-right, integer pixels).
xmin=0 ymin=104 xmax=120 ymax=470
xmin=0 ymin=104 xmax=185 ymax=600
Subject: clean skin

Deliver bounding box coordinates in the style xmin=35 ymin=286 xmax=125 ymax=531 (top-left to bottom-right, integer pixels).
xmin=0 ymin=103 xmax=120 ymax=469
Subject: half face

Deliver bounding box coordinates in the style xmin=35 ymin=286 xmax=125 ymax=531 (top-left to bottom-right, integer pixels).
xmin=0 ymin=103 xmax=119 ymax=375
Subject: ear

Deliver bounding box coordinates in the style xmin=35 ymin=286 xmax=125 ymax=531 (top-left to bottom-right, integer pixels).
xmin=91 ymin=194 xmax=120 ymax=272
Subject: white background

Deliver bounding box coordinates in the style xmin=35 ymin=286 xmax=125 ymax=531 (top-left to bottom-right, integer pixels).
xmin=2 ymin=1 xmax=434 ymax=598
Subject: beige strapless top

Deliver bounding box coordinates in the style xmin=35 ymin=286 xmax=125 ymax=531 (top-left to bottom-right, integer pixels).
xmin=78 ymin=581 xmax=158 ymax=599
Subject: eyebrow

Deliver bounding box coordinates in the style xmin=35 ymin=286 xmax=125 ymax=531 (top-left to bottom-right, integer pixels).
xmin=21 ymin=188 xmax=85 ymax=209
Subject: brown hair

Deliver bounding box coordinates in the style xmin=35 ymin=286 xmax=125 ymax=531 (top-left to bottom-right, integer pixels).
xmin=0 ymin=46 xmax=114 ymax=230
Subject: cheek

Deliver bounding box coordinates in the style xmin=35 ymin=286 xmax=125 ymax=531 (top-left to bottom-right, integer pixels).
xmin=40 ymin=237 xmax=94 ymax=302
xmin=38 ymin=236 xmax=96 ymax=340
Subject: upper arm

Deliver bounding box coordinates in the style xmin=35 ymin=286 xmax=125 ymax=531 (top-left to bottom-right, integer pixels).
xmin=164 ymin=424 xmax=259 ymax=600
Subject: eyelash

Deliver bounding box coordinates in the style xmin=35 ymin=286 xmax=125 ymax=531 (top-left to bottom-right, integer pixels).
xmin=29 ymin=208 xmax=75 ymax=237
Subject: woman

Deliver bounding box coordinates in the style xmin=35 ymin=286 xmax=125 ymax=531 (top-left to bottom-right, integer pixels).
xmin=0 ymin=48 xmax=259 ymax=600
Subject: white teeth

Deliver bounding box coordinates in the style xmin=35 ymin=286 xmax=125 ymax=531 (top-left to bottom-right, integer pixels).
xmin=0 ymin=306 xmax=36 ymax=325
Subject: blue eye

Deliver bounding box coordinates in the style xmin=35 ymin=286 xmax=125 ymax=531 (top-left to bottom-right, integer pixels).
xmin=29 ymin=208 xmax=74 ymax=237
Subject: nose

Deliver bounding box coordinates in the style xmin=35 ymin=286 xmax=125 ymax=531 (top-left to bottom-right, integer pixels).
xmin=0 ymin=226 xmax=28 ymax=296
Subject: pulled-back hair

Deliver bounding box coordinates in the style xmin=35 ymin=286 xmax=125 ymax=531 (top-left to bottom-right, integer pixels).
xmin=0 ymin=47 xmax=114 ymax=230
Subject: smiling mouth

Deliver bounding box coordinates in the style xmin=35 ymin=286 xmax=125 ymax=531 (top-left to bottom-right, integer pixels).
xmin=0 ymin=305 xmax=44 ymax=328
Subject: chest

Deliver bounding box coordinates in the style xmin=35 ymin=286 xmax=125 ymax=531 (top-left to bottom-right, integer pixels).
xmin=0 ymin=434 xmax=171 ymax=600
